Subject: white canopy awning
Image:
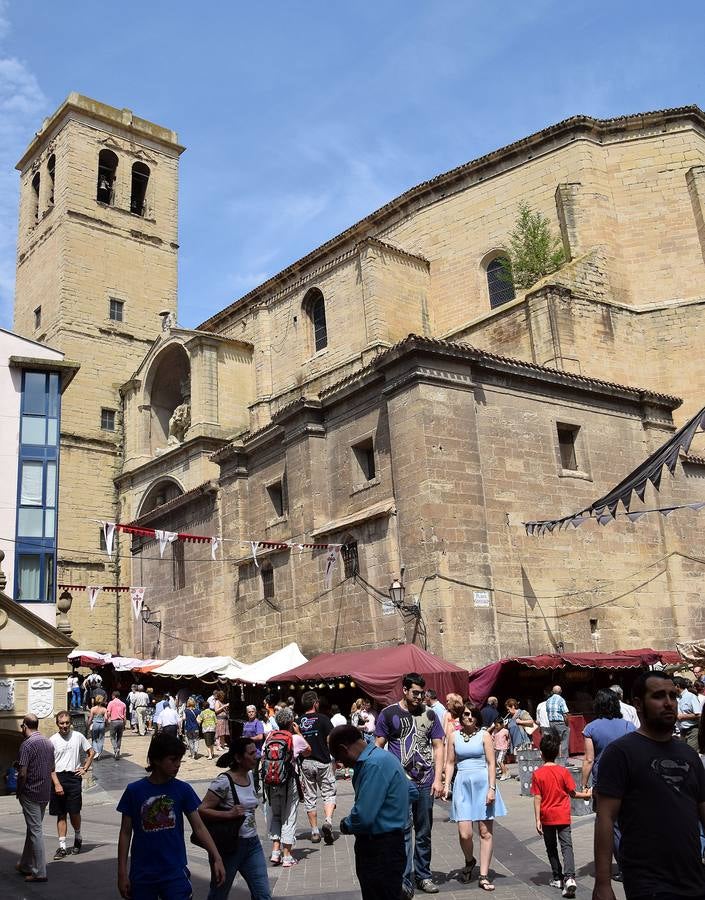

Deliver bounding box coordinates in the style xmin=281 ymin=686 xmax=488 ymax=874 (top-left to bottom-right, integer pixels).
xmin=150 ymin=655 xmax=245 ymax=679
xmin=230 ymin=643 xmax=308 ymax=684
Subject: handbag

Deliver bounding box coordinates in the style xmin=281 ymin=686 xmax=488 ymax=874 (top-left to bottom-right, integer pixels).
xmin=190 ymin=773 xmax=244 ymax=855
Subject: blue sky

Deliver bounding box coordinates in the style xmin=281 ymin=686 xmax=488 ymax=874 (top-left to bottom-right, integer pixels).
xmin=0 ymin=1 xmax=703 ymax=329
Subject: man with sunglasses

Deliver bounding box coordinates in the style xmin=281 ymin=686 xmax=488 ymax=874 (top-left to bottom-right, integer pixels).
xmin=376 ymin=673 xmax=445 ymax=897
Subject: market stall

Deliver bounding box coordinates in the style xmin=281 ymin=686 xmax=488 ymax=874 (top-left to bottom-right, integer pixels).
xmin=467 ymin=648 xmax=680 ymax=754
xmin=270 ymin=643 xmax=469 ymax=708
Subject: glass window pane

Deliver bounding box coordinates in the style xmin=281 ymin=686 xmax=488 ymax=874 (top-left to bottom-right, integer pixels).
xmin=48 ymin=374 xmax=59 ymax=418
xmin=45 ymin=462 xmax=56 ymax=507
xmin=20 ymin=461 xmax=43 ymax=505
xmin=44 ymin=508 xmax=56 ymax=538
xmin=47 ymin=418 xmax=58 ymax=445
xmin=44 ymin=555 xmax=54 ymax=602
xmin=22 ymin=416 xmax=46 ymax=444
xmin=23 ymin=372 xmax=47 ymax=416
xmin=18 ymin=507 xmax=44 ymax=537
xmin=18 ymin=555 xmax=41 ymax=600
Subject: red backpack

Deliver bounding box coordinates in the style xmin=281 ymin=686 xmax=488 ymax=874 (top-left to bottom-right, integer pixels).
xmin=261 ymin=730 xmax=294 ymax=786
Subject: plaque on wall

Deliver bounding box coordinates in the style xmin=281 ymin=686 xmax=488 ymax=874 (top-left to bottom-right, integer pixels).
xmin=0 ymin=679 xmax=15 ymax=711
xmin=28 ymin=678 xmax=54 ymax=719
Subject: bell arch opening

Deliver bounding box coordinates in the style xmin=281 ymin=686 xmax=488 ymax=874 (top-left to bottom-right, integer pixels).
xmin=137 ymin=478 xmax=185 ymax=516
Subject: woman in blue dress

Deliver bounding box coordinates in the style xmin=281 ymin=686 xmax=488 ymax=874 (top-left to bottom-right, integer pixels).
xmin=443 ymin=706 xmax=506 ymax=891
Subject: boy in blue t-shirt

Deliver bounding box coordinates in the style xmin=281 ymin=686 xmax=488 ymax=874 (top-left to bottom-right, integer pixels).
xmin=117 ymin=732 xmax=225 ymax=899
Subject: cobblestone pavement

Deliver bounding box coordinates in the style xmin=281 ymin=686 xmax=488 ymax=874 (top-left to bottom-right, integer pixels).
xmin=0 ymin=730 xmax=626 ymax=900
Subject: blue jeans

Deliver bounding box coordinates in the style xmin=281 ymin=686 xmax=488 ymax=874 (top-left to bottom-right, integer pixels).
xmin=91 ymin=725 xmax=105 ymax=756
xmin=404 ymin=785 xmax=433 ymax=890
xmin=207 ymin=836 xmax=271 ymax=900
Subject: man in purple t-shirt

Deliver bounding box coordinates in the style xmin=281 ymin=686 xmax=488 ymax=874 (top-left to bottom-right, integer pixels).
xmin=376 ymin=673 xmax=444 ymax=897
xmin=242 ymin=704 xmax=265 ymax=793
xmin=17 ymin=713 xmax=55 ymax=882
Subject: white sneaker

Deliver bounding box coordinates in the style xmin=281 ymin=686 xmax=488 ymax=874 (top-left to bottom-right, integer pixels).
xmin=562 ymin=878 xmax=576 ymax=898
xmin=270 ymin=850 xmax=281 ymax=865
xmin=549 ymin=879 xmax=563 ymax=889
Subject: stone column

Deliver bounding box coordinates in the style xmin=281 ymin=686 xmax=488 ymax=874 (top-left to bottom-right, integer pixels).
xmin=186 ymin=335 xmax=220 ymax=431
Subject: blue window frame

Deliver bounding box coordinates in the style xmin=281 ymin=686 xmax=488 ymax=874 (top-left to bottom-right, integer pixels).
xmin=15 ymin=370 xmax=60 ymax=603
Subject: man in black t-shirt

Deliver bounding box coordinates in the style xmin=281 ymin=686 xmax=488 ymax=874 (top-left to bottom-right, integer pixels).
xmin=594 ymin=671 xmax=705 ymax=900
xmin=298 ymin=690 xmax=336 ymax=845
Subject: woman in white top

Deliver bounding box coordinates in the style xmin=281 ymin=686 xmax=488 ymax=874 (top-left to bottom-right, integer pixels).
xmin=199 ymin=737 xmax=271 ymax=899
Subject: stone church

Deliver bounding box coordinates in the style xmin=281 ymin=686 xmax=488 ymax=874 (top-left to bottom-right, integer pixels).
xmin=12 ymin=95 xmax=705 ymax=669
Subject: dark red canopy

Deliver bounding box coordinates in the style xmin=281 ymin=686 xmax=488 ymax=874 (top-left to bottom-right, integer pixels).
xmin=467 ymin=648 xmax=681 ymax=705
xmin=270 ymin=643 xmax=469 ymax=707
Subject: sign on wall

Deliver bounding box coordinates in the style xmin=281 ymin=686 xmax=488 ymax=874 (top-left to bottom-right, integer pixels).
xmin=473 ymin=591 xmax=491 ymax=608
xmin=28 ymin=678 xmax=54 ymax=719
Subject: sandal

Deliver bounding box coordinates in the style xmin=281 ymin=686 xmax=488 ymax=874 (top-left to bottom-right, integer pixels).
xmin=479 ymin=875 xmax=495 ymax=892
xmin=25 ymin=875 xmax=48 ymax=883
xmin=460 ymin=857 xmax=476 ymax=883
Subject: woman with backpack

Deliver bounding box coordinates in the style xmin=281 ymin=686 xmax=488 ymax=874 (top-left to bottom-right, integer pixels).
xmin=199 ymin=737 xmax=271 ymax=899
xmin=261 ymin=706 xmax=311 ymax=868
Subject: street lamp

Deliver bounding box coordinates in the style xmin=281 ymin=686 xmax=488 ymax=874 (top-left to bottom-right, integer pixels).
xmin=389 ymin=578 xmax=405 ymax=607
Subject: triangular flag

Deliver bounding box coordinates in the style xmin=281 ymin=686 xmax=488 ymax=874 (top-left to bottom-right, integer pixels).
xmin=155 ymin=530 xmax=178 ymax=557
xmin=659 ymin=507 xmax=676 ymax=517
xmin=649 ymin=468 xmax=663 ymax=491
xmin=626 ymin=511 xmax=647 ymax=523
xmin=634 ymin=481 xmax=648 ymax=502
xmin=211 ymin=536 xmax=220 ymax=561
xmin=324 ymin=546 xmax=339 ymax=590
xmin=103 ymin=522 xmax=116 ymax=559
xmin=597 ymin=513 xmax=613 ymax=526
xmin=87 ymin=586 xmax=101 ymax=611
xmin=688 ymin=502 xmax=705 ymax=511
xmin=250 ymin=541 xmax=260 ymax=569
xmin=130 ymin=587 xmax=146 ymax=620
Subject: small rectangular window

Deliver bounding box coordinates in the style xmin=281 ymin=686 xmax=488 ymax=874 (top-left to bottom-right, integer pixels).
xmin=557 ymin=424 xmax=580 ymax=471
xmin=99 ymin=528 xmax=107 ymax=551
xmin=172 ymin=541 xmax=186 ymax=590
xmin=34 ymin=306 xmax=41 ymax=329
xmin=266 ymin=481 xmax=286 ymax=518
xmin=101 ymin=408 xmax=116 ymax=431
xmin=109 ymin=298 xmax=124 ymax=322
xmin=23 ymin=372 xmax=47 ymax=416
xmin=342 ymin=541 xmax=359 ymax=579
xmin=261 ymin=565 xmax=274 ymax=600
xmin=352 ymin=437 xmax=376 ymax=482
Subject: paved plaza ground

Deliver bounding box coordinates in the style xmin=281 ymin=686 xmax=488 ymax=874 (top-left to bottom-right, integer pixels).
xmin=0 ymin=730 xmax=625 ymax=900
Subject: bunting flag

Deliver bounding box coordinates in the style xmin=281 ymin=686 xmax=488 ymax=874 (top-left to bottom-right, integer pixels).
xmin=250 ymin=541 xmax=260 ymax=569
xmin=87 ymin=585 xmax=101 ymax=610
xmin=59 ymin=584 xmax=134 ymax=593
xmin=524 ymin=403 xmax=705 ymax=535
xmin=103 ymin=521 xmax=116 ymax=559
xmin=324 ymin=546 xmax=340 ymax=590
xmin=211 ymin=536 xmax=220 ymax=561
xmin=155 ymin=529 xmax=178 ymax=557
xmin=130 ymin=587 xmax=146 ymax=620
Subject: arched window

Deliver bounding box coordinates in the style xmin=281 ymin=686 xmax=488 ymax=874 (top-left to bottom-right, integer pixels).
xmin=130 ymin=162 xmax=150 ymax=216
xmin=31 ymin=172 xmax=40 ymax=223
xmin=97 ymin=149 xmax=118 ymax=205
xmin=304 ymin=288 xmax=328 ymax=352
xmin=486 ymin=256 xmax=515 ymax=309
xmin=47 ymin=154 xmax=56 ymax=206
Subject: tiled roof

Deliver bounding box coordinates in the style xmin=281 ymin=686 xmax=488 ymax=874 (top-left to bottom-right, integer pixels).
xmin=198 ymin=105 xmax=705 ymax=332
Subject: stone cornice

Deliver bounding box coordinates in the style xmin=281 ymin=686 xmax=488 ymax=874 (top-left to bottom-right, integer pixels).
xmin=116 ymin=434 xmax=227 ymax=486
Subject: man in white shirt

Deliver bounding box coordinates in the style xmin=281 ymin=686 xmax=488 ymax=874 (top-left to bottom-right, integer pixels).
xmin=536 ymin=688 xmax=551 ymax=734
xmin=155 ymin=704 xmax=180 ymax=737
xmin=49 ymin=711 xmax=94 ymax=859
xmin=609 ymin=685 xmax=641 ymax=728
xmin=132 ymin=684 xmax=150 ymax=736
xmin=330 ymin=705 xmax=347 ymax=728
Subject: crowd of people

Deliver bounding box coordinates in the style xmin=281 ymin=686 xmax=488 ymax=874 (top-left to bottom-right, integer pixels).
xmin=12 ymin=668 xmax=705 ymax=899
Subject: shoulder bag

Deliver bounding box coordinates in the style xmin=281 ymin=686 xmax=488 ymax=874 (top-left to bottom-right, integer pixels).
xmin=191 ymin=773 xmax=244 ymax=855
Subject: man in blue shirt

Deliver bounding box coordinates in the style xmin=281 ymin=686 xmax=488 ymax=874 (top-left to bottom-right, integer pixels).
xmin=329 ymin=724 xmax=409 ymax=900
xmin=545 ymin=686 xmax=570 ymax=759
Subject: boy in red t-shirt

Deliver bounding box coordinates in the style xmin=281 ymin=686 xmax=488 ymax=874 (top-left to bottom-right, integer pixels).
xmin=531 ymin=730 xmax=591 ymax=898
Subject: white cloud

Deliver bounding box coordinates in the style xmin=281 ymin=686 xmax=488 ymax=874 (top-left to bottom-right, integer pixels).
xmin=0 ymin=5 xmax=48 ymax=328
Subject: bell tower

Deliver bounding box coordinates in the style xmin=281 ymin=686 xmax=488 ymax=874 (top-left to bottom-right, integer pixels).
xmin=13 ymin=94 xmax=185 ymax=650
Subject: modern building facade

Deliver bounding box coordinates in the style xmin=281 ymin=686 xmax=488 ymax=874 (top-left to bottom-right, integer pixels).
xmin=0 ymin=328 xmax=78 ymax=624
xmin=11 ymin=98 xmax=705 ymax=667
